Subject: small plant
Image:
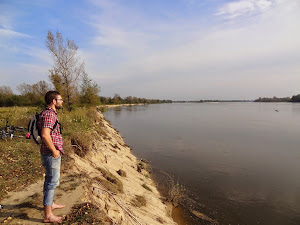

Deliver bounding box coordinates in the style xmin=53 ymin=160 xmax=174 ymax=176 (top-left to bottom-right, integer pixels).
xmin=131 ymin=195 xmax=146 ymax=207
xmin=70 ymin=132 xmax=93 ymax=157
xmin=116 ymin=169 xmax=127 ymax=177
xmin=142 ymin=183 xmax=152 ymax=192
xmin=160 ymin=170 xmax=186 ymax=206
xmin=63 ymin=202 xmax=105 ymax=224
xmin=96 ymin=167 xmax=123 ymax=193
xmin=97 ymin=107 xmax=107 ymax=113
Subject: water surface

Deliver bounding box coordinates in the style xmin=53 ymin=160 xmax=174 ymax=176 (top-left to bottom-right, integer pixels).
xmin=104 ymin=103 xmax=300 ymax=225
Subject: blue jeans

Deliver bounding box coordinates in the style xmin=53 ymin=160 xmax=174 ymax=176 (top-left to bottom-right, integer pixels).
xmin=41 ymin=154 xmax=61 ymax=206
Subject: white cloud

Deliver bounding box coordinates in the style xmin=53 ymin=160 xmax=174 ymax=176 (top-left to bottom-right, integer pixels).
xmin=20 ymin=63 xmax=49 ymax=75
xmin=216 ymin=0 xmax=272 ymax=19
xmin=91 ymin=25 xmax=148 ymax=48
xmin=0 ymin=28 xmax=30 ymax=38
xmin=24 ymin=46 xmax=52 ymax=64
xmin=84 ymin=0 xmax=300 ymax=99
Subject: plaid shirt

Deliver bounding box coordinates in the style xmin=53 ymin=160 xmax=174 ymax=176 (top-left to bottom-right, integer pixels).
xmin=38 ymin=107 xmax=64 ymax=155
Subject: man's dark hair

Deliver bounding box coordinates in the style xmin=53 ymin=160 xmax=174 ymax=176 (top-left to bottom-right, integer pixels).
xmin=45 ymin=91 xmax=61 ymax=105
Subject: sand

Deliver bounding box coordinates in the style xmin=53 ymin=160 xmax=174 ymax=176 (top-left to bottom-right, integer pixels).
xmin=0 ymin=110 xmax=177 ymax=225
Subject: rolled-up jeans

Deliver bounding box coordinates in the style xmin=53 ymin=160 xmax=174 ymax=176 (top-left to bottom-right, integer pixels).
xmin=41 ymin=153 xmax=61 ymax=206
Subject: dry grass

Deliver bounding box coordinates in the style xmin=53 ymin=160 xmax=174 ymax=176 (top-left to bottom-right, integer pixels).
xmin=142 ymin=183 xmax=152 ymax=192
xmin=95 ymin=167 xmax=123 ymax=193
xmin=131 ymin=195 xmax=146 ymax=207
xmin=70 ymin=132 xmax=93 ymax=157
xmin=116 ymin=169 xmax=127 ymax=177
xmin=63 ymin=202 xmax=106 ymax=224
xmin=159 ymin=170 xmax=186 ymax=206
xmin=0 ymin=107 xmax=43 ymax=200
xmin=57 ymin=174 xmax=83 ymax=192
xmin=0 ymin=106 xmax=105 ymax=200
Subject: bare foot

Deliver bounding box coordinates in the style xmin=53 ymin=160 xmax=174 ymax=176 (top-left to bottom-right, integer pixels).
xmin=52 ymin=202 xmax=65 ymax=210
xmin=43 ymin=214 xmax=63 ymax=223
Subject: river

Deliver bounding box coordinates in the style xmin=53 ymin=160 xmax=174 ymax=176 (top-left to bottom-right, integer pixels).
xmin=104 ymin=103 xmax=300 ymax=225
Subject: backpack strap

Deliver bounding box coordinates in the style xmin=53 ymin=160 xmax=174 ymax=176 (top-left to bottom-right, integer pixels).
xmin=52 ymin=120 xmax=58 ymax=131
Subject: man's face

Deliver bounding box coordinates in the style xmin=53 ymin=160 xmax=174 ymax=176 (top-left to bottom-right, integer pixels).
xmin=54 ymin=95 xmax=63 ymax=109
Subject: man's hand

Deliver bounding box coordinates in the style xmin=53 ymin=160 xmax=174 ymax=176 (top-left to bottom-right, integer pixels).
xmin=52 ymin=150 xmax=60 ymax=158
xmin=41 ymin=128 xmax=60 ymax=158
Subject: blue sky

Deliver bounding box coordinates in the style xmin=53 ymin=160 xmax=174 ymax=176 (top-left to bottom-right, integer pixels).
xmin=1 ymin=0 xmax=300 ymax=100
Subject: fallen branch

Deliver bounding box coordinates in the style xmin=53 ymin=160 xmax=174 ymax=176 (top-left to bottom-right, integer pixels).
xmin=92 ymin=181 xmax=143 ymax=225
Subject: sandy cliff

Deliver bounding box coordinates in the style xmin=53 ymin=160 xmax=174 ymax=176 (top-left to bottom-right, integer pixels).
xmin=0 ymin=110 xmax=177 ymax=225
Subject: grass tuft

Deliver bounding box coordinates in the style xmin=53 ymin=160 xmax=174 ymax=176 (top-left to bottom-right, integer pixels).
xmin=95 ymin=167 xmax=123 ymax=193
xmin=142 ymin=183 xmax=152 ymax=192
xmin=62 ymin=202 xmax=106 ymax=224
xmin=131 ymin=195 xmax=146 ymax=207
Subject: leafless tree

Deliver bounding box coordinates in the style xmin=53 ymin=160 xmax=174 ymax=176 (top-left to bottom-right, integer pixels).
xmin=0 ymin=86 xmax=13 ymax=96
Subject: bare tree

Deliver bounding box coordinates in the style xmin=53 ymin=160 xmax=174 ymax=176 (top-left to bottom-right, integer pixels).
xmin=0 ymin=86 xmax=13 ymax=95
xmin=17 ymin=81 xmax=51 ymax=96
xmin=46 ymin=30 xmax=85 ymax=111
xmin=17 ymin=81 xmax=52 ymax=105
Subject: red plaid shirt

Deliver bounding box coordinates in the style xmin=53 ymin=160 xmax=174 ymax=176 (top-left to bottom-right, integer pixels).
xmin=38 ymin=107 xmax=64 ymax=155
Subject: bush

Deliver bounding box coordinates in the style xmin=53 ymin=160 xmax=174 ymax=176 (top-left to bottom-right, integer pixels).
xmin=63 ymin=202 xmax=105 ymax=224
xmin=70 ymin=132 xmax=93 ymax=157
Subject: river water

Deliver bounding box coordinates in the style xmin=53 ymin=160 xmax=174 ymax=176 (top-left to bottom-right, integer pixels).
xmin=103 ymin=103 xmax=300 ymax=225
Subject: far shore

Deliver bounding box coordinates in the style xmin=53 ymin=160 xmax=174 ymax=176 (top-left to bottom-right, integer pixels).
xmin=99 ymin=103 xmax=147 ymax=108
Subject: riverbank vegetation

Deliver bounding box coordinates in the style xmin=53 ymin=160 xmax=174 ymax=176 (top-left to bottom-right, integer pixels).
xmin=0 ymin=105 xmax=178 ymax=224
xmin=254 ymin=95 xmax=300 ymax=102
xmin=0 ymin=106 xmax=124 ymax=223
xmin=0 ymin=106 xmax=97 ymax=200
xmin=0 ymin=84 xmax=172 ymax=107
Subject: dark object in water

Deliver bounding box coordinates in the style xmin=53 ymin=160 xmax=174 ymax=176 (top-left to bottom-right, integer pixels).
xmin=141 ymin=158 xmax=149 ymax=163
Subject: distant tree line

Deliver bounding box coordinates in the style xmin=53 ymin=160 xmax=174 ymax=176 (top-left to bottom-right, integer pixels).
xmin=0 ymin=84 xmax=171 ymax=107
xmin=291 ymin=94 xmax=300 ymax=102
xmin=254 ymin=96 xmax=300 ymax=102
xmin=174 ymin=100 xmax=252 ymax=103
xmin=0 ymin=82 xmax=50 ymax=107
xmin=100 ymin=94 xmax=172 ymax=105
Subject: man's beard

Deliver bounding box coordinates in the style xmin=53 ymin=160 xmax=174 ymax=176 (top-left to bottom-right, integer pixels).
xmin=55 ymin=104 xmax=62 ymax=110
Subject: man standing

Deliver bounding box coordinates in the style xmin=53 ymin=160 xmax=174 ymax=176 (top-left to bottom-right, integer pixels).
xmin=38 ymin=91 xmax=65 ymax=223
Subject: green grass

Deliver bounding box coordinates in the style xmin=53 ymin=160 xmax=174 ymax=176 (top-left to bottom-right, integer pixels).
xmin=0 ymin=107 xmax=42 ymax=200
xmin=142 ymin=183 xmax=152 ymax=192
xmin=0 ymin=106 xmax=105 ymax=200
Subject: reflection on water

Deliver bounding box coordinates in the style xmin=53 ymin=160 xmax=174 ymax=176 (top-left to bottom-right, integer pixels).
xmin=104 ymin=103 xmax=300 ymax=225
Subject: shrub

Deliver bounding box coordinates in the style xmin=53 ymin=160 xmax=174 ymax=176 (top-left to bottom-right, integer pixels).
xmin=63 ymin=202 xmax=105 ymax=224
xmin=70 ymin=132 xmax=93 ymax=157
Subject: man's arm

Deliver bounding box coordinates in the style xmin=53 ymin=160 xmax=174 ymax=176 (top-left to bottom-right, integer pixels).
xmin=41 ymin=128 xmax=60 ymax=158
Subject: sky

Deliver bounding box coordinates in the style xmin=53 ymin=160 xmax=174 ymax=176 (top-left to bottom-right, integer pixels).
xmin=0 ymin=0 xmax=300 ymax=101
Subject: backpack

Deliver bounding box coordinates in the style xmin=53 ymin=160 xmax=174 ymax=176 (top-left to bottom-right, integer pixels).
xmin=27 ymin=109 xmax=59 ymax=145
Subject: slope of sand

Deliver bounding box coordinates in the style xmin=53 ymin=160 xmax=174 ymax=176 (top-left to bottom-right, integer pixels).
xmin=0 ymin=110 xmax=177 ymax=225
